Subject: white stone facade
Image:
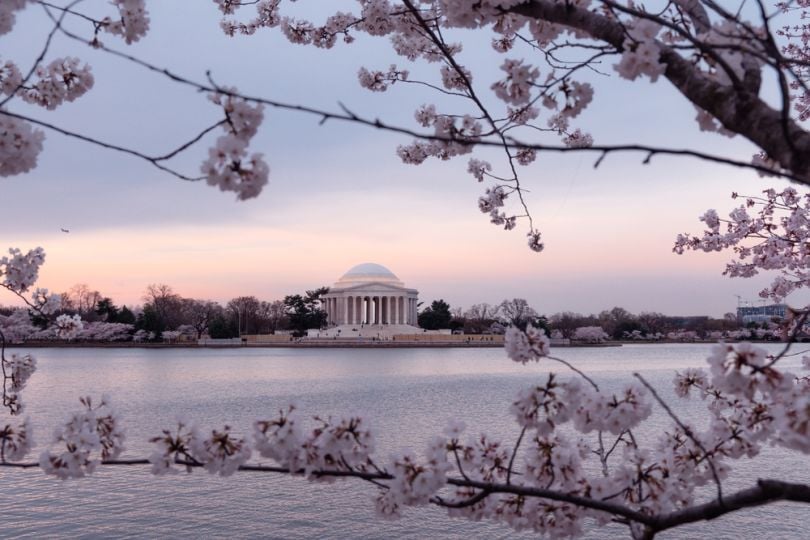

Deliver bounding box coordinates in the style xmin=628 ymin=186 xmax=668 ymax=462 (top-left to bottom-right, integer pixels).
xmin=322 ymin=263 xmax=419 ymax=326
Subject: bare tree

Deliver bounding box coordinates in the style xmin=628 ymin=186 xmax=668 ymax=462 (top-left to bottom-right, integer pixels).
xmin=638 ymin=312 xmax=667 ymax=335
xmin=181 ymin=299 xmax=222 ymax=339
xmin=464 ymin=303 xmax=501 ymax=334
xmin=142 ymin=284 xmax=184 ymax=330
xmin=227 ymin=296 xmax=261 ymax=335
xmin=256 ymin=300 xmax=288 ymax=334
xmin=499 ymin=298 xmax=539 ymax=327
xmin=61 ymin=284 xmax=102 ymax=320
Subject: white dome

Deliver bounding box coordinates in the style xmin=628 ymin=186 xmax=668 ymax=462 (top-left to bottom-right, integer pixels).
xmin=336 ymin=263 xmax=403 ymax=287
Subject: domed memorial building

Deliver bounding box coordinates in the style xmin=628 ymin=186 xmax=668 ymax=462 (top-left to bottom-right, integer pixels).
xmin=321 ymin=263 xmax=419 ymax=328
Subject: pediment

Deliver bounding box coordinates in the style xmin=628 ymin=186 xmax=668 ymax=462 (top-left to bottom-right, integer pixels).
xmin=331 ymin=282 xmax=416 ymax=294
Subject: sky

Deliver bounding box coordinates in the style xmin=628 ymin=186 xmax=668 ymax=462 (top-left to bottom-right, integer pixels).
xmin=1 ymin=1 xmax=805 ymax=317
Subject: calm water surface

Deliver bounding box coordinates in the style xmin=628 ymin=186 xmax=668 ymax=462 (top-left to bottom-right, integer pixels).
xmin=2 ymin=344 xmax=808 ymax=539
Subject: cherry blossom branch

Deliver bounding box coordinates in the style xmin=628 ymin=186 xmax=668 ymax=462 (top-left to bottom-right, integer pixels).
xmin=762 ymin=308 xmax=810 ymax=369
xmin=0 ymin=109 xmax=207 ymax=182
xmin=548 ymin=355 xmax=600 ymax=390
xmin=0 ymin=329 xmax=9 ymax=414
xmin=651 ymin=479 xmax=810 ymax=532
xmin=505 ymin=426 xmax=526 ymax=484
xmin=10 ymin=14 xmax=800 ymax=193
xmin=399 ymin=0 xmax=535 ymax=231
xmin=507 ymin=0 xmax=810 ymax=179
xmin=0 ymin=0 xmax=78 ymax=109
xmin=633 ymin=372 xmax=725 ymax=504
xmin=0 ymin=458 xmax=659 ymax=526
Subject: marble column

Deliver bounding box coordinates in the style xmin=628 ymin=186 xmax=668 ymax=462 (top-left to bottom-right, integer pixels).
xmin=342 ymin=296 xmax=347 ymax=325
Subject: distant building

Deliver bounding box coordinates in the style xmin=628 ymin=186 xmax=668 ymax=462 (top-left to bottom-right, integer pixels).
xmin=322 ymin=263 xmax=419 ymax=326
xmin=737 ymin=304 xmax=787 ymax=324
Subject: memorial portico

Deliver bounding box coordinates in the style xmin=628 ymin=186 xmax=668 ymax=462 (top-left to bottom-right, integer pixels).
xmin=322 ymin=263 xmax=419 ymax=327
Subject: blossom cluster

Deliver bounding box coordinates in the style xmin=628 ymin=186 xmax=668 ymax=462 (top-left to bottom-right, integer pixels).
xmin=6 ymin=353 xmax=36 ymax=393
xmin=201 ymin=91 xmax=268 ymax=200
xmin=0 ymin=0 xmax=30 ymax=36
xmin=29 ymin=288 xmax=61 ymax=315
xmin=0 ymin=417 xmax=32 ymax=461
xmin=2 ymin=352 xmax=37 ymax=414
xmin=573 ymin=326 xmax=609 ymax=343
xmin=614 ymin=20 xmax=666 ymax=82
xmin=100 ymin=0 xmax=150 ymax=44
xmin=54 ymin=314 xmax=84 ymax=339
xmin=39 ymin=396 xmax=125 ymax=479
xmin=779 ymin=4 xmax=810 ymax=122
xmin=19 ymin=58 xmax=94 ymax=110
xmin=212 ymin=0 xmax=606 ymax=245
xmin=0 ymin=114 xmax=45 ymax=177
xmin=674 ymin=342 xmax=810 ymax=456
xmin=0 ymin=247 xmax=45 ymax=292
xmin=358 ymin=65 xmax=409 ymax=92
xmin=504 ymin=324 xmax=550 ymax=364
xmin=675 ymin=188 xmax=810 ymax=300
xmin=0 ymin=312 xmax=135 ymax=343
xmin=149 ymin=406 xmax=376 ymax=478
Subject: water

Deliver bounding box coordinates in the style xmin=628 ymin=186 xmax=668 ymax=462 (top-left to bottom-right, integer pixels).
xmin=2 ymin=344 xmax=808 ymax=539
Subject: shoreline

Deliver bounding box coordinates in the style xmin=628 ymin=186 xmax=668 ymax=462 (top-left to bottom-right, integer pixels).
xmin=4 ymin=340 xmax=789 ymax=350
xmin=3 ymin=341 xmax=623 ymax=350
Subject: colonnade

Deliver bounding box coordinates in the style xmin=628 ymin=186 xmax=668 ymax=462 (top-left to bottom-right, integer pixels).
xmin=324 ymin=295 xmax=418 ymax=326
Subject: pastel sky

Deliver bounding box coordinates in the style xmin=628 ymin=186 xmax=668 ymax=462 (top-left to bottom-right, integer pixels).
xmin=2 ymin=1 xmax=804 ymax=316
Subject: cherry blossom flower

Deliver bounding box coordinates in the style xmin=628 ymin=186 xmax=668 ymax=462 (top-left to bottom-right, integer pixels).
xmin=201 ymin=91 xmax=268 ymax=200
xmin=0 ymin=60 xmax=22 ymax=96
xmin=0 ymin=115 xmax=45 ymax=177
xmin=189 ymin=425 xmax=252 ymax=476
xmin=674 ymin=368 xmax=709 ymax=398
xmin=0 ymin=247 xmax=45 ymax=292
xmin=0 ymin=417 xmax=32 ymax=461
xmin=504 ymin=325 xmax=550 ymax=364
xmin=21 ymin=58 xmax=94 ymax=110
xmin=101 ymin=0 xmax=150 ymax=44
xmin=40 ymin=396 xmax=125 ymax=479
xmin=6 ymin=353 xmax=36 ymax=393
xmin=0 ymin=0 xmax=30 ymax=36
xmin=55 ymin=314 xmax=83 ymax=339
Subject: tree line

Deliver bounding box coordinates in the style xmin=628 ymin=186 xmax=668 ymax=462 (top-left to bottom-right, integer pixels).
xmin=2 ymin=285 xmax=767 ymax=343
xmin=0 ymin=283 xmax=332 ymax=341
xmin=422 ymin=301 xmax=762 ymax=340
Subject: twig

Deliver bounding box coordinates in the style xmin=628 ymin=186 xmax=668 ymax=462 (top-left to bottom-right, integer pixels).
xmin=633 ymin=372 xmax=724 ymax=505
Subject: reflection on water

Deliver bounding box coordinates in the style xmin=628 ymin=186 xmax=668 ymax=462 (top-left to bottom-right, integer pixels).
xmin=3 ymin=344 xmax=808 ymax=539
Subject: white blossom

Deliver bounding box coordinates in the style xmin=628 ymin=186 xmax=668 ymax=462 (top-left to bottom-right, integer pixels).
xmin=504 ymin=325 xmax=550 ymax=364
xmin=40 ymin=396 xmax=125 ymax=479
xmin=0 ymin=417 xmax=33 ymax=461
xmin=55 ymin=314 xmax=83 ymax=339
xmin=0 ymin=115 xmax=45 ymax=177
